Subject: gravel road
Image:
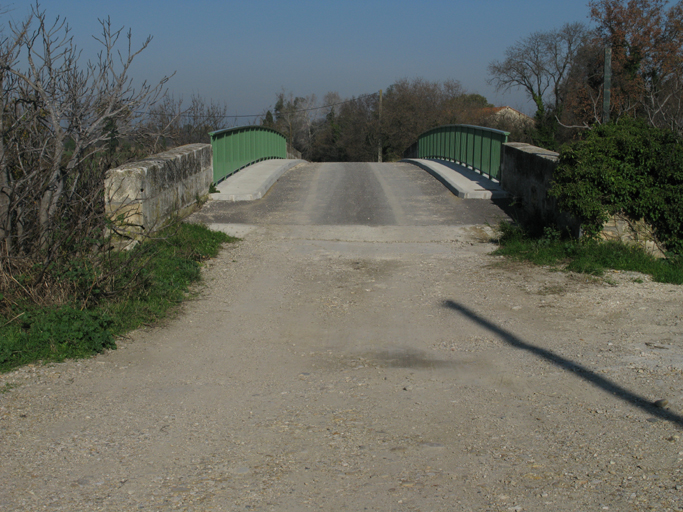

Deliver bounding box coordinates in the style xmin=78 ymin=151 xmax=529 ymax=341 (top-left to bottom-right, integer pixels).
xmin=1 ymin=162 xmax=683 ymax=511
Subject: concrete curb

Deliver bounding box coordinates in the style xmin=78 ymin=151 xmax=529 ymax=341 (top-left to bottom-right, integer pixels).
xmin=211 ymin=159 xmax=306 ymax=202
xmin=402 ymin=158 xmax=509 ymax=200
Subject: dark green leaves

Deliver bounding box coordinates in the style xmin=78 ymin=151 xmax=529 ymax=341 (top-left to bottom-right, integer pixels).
xmin=551 ymin=117 xmax=683 ymax=254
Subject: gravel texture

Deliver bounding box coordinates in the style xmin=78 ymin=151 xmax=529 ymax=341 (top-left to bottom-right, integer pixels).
xmin=1 ymin=162 xmax=682 ymax=511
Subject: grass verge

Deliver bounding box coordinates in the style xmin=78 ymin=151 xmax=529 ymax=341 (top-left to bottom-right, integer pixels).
xmin=0 ymin=223 xmax=236 ymax=373
xmin=492 ymin=221 xmax=683 ymax=285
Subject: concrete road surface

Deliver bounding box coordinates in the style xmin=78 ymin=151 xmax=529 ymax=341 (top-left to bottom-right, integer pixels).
xmin=194 ymin=161 xmax=512 ymax=228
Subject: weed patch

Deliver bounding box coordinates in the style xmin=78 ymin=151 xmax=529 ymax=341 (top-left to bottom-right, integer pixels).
xmin=0 ymin=223 xmax=235 ymax=373
xmin=493 ymin=221 xmax=683 ymax=284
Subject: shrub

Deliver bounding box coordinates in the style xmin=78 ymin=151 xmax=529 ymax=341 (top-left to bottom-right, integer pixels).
xmin=550 ymin=117 xmax=683 ymax=254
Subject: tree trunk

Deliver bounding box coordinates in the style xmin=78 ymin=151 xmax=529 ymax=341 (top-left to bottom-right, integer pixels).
xmin=0 ymin=84 xmax=9 ymax=257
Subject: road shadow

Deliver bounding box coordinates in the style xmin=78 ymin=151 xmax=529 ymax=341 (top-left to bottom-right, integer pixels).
xmin=490 ymin=196 xmax=519 ymax=222
xmin=316 ymin=347 xmax=477 ymax=372
xmin=443 ymin=300 xmax=683 ymax=428
xmin=359 ymin=347 xmax=469 ymax=369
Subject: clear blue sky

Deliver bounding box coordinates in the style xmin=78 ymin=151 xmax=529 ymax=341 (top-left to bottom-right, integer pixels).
xmin=7 ymin=0 xmax=592 ymax=119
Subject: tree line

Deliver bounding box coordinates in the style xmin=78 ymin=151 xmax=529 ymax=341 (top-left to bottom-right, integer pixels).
xmin=488 ymin=0 xmax=683 ymax=149
xmin=259 ymin=79 xmax=531 ymax=163
xmin=488 ymin=0 xmax=683 ymax=256
xmin=260 ymin=0 xmax=683 ymax=159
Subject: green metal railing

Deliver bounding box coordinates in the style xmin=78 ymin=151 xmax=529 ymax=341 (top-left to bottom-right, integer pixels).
xmin=209 ymin=126 xmax=287 ymax=183
xmin=411 ymin=124 xmax=509 ymax=180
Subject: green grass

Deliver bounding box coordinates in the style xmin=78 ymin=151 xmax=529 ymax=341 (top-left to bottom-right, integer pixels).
xmin=0 ymin=223 xmax=236 ymax=373
xmin=493 ymin=221 xmax=683 ymax=285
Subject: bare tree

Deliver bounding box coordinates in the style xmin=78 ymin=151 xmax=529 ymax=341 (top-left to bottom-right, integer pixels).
xmin=321 ymin=91 xmax=342 ymax=117
xmin=488 ymin=22 xmax=589 ymax=116
xmin=588 ymin=0 xmax=683 ymax=133
xmin=141 ymin=93 xmax=229 ymax=150
xmin=272 ymin=90 xmax=320 ymax=156
xmin=381 ymin=78 xmax=467 ymax=160
xmin=0 ymin=15 xmax=27 ymax=253
xmin=0 ymin=4 xmax=169 ymax=269
xmin=296 ymin=93 xmax=318 ymax=155
xmin=335 ymin=93 xmax=380 ymax=162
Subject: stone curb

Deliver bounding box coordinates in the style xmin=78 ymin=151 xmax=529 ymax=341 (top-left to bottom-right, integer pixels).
xmin=401 ymin=158 xmax=509 ymax=200
xmin=211 ymin=159 xmax=306 ymax=202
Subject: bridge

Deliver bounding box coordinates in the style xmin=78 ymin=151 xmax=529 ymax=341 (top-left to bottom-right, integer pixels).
xmin=210 ymin=124 xmax=510 ymax=203
xmin=106 ymin=123 xmax=566 ymax=239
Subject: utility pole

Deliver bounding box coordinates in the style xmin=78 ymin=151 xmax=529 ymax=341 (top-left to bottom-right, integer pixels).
xmin=377 ymin=89 xmax=383 ymax=163
xmin=603 ymin=46 xmax=612 ymax=123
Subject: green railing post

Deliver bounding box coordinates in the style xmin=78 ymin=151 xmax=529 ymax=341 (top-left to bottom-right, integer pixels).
xmin=411 ymin=124 xmax=509 ymax=181
xmin=209 ymin=126 xmax=288 ymax=183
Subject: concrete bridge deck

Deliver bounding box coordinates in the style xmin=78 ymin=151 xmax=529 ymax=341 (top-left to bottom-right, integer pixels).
xmin=211 ymin=158 xmax=507 ymax=202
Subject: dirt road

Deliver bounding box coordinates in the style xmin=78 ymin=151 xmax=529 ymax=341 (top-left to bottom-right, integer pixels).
xmin=1 ymin=162 xmax=683 ymax=511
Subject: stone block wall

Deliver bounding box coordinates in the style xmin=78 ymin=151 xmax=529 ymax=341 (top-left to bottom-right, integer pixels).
xmin=105 ymin=143 xmax=212 ymax=239
xmin=287 ymin=145 xmax=302 ymax=159
xmin=601 ymin=213 xmax=664 ymax=257
xmin=500 ymin=142 xmax=580 ymax=236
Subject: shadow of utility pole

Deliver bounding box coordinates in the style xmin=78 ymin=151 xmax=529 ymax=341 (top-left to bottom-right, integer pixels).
xmin=443 ymin=300 xmax=683 ymax=428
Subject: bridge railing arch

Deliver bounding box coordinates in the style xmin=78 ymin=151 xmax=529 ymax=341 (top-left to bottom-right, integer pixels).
xmin=210 ymin=125 xmax=288 ymax=183
xmin=406 ymin=124 xmax=510 ymax=181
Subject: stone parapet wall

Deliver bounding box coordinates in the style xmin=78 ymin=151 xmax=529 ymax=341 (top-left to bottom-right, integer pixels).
xmin=500 ymin=142 xmax=580 ymax=236
xmin=105 ymin=143 xmax=212 ymax=239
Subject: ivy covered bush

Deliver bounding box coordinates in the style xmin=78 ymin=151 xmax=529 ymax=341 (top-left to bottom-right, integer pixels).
xmin=550 ymin=117 xmax=683 ymax=255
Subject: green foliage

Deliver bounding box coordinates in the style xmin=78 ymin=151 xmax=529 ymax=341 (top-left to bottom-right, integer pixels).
xmin=100 ymin=223 xmax=234 ymax=334
xmin=551 ymin=117 xmax=683 ymax=254
xmin=493 ymin=221 xmax=683 ymax=284
xmin=0 ymin=223 xmax=235 ymax=373
xmin=531 ymin=106 xmax=561 ymax=151
xmin=0 ymin=307 xmax=115 ymax=371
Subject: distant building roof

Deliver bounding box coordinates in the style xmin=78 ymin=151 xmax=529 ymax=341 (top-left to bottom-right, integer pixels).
xmin=473 ymin=106 xmax=533 ymax=128
xmin=479 ymin=106 xmax=532 ymax=120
